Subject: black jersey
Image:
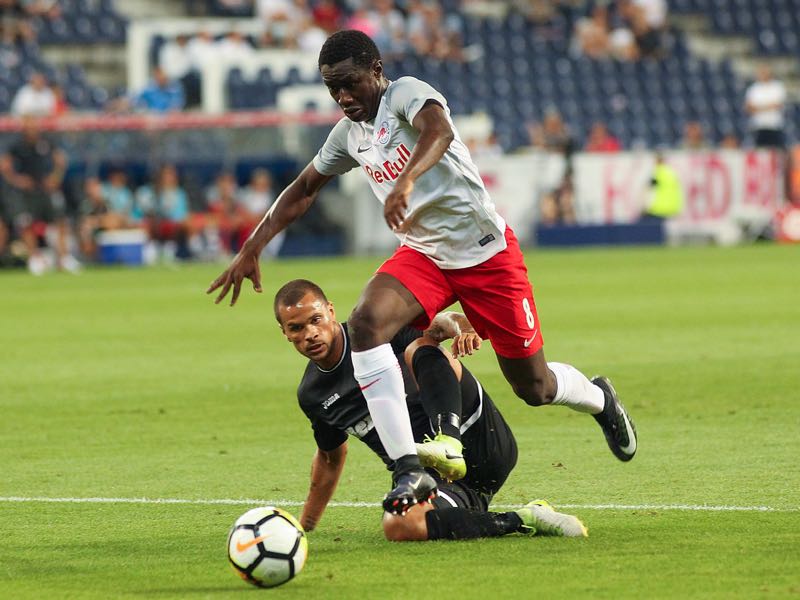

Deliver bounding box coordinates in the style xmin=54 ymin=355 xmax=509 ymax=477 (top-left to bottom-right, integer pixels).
xmin=297 ymin=323 xmax=517 ymax=497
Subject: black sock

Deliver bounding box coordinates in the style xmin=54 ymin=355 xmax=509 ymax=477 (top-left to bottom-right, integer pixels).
xmin=425 ymin=508 xmax=523 ymax=540
xmin=392 ymin=454 xmax=422 ymax=478
xmin=412 ymin=346 xmax=462 ymax=440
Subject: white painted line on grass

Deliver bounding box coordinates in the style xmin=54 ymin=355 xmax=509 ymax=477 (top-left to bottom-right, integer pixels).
xmin=0 ymin=496 xmax=796 ymax=512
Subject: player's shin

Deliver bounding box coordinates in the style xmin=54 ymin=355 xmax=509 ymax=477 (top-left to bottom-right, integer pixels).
xmin=547 ymin=362 xmax=605 ymax=414
xmin=351 ymin=344 xmax=418 ymax=464
xmin=412 ymin=345 xmax=462 ymax=440
xmin=424 ymin=508 xmax=524 ymax=540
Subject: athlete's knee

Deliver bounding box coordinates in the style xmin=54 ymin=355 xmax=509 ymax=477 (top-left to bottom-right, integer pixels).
xmin=510 ymin=376 xmax=550 ymax=406
xmin=348 ymin=304 xmax=383 ymax=349
xmin=403 ymin=337 xmax=438 ymax=371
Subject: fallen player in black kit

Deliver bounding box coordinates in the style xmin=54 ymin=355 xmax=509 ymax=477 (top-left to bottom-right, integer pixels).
xmin=274 ymin=279 xmax=587 ymax=541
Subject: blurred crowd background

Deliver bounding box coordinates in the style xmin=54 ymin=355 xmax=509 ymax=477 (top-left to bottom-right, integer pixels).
xmin=0 ymin=0 xmax=798 ymax=273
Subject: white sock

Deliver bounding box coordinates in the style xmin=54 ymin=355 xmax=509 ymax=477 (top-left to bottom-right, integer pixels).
xmin=548 ymin=362 xmax=605 ymax=414
xmin=351 ymin=344 xmax=417 ymax=460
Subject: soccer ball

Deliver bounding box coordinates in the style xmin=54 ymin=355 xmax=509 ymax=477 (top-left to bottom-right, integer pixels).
xmin=227 ymin=506 xmax=308 ymax=588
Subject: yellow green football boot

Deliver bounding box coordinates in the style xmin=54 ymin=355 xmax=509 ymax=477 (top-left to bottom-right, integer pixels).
xmin=415 ymin=433 xmax=467 ymax=482
xmin=516 ymin=500 xmax=588 ymax=537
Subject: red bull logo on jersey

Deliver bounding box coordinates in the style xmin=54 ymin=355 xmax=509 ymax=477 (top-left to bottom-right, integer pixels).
xmin=363 ymin=143 xmax=412 ymax=185
xmin=376 ymin=120 xmax=391 ymax=145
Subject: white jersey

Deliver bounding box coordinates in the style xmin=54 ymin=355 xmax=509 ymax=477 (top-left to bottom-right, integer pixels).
xmin=745 ymin=79 xmax=786 ymax=130
xmin=312 ymin=76 xmax=506 ymax=269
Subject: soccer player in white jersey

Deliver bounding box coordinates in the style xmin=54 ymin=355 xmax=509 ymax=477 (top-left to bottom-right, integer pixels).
xmin=208 ymin=30 xmax=638 ymax=515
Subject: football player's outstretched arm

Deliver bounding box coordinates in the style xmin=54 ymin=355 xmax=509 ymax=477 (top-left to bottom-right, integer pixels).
xmin=383 ymin=102 xmax=454 ymax=230
xmin=300 ymin=442 xmax=348 ymax=532
xmin=207 ymin=162 xmax=334 ymax=306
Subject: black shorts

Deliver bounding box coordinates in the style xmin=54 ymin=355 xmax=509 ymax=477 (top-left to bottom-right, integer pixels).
xmin=430 ymin=377 xmax=518 ymax=511
xmin=431 ymin=477 xmax=493 ymax=512
xmin=6 ymin=189 xmax=64 ymax=231
xmin=754 ymin=129 xmax=785 ymax=149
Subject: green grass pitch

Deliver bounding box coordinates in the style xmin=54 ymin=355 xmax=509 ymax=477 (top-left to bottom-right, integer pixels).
xmin=2 ymin=244 xmax=799 ymax=599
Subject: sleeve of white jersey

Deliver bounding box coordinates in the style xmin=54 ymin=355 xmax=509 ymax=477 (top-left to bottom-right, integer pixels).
xmin=387 ymin=77 xmax=449 ymax=125
xmin=312 ymin=118 xmax=359 ymax=176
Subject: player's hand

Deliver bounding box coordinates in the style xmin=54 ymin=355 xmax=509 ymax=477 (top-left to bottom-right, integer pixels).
xmin=450 ymin=332 xmax=482 ymax=358
xmin=206 ymin=246 xmax=262 ymax=306
xmin=383 ymin=179 xmax=413 ymax=231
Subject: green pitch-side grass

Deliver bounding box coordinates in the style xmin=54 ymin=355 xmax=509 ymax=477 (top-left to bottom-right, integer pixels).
xmin=1 ymin=244 xmax=799 ymax=599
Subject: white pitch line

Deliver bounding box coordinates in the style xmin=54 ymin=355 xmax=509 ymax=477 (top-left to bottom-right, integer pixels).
xmin=0 ymin=496 xmax=796 ymax=512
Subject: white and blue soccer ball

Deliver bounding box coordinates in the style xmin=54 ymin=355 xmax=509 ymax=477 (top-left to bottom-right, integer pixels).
xmin=227 ymin=506 xmax=308 ymax=588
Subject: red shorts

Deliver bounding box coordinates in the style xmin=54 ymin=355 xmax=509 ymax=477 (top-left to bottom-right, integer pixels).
xmin=377 ymin=227 xmax=543 ymax=359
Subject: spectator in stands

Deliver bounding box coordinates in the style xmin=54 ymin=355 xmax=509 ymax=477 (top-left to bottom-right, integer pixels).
xmin=187 ymin=30 xmax=216 ymax=71
xmin=529 ymin=109 xmax=577 ymax=227
xmin=539 ymin=177 xmax=576 ymax=227
xmin=160 ymin=34 xmax=192 ymax=81
xmin=609 ymin=21 xmax=637 ymax=61
xmin=296 ymin=14 xmax=328 ymax=54
xmin=0 ymin=115 xmax=79 ymax=274
xmin=529 ymin=108 xmax=575 ymax=156
xmin=159 ymin=34 xmax=202 ymax=107
xmin=134 ymin=164 xmax=190 ymax=259
xmin=345 ymin=6 xmax=377 ymax=37
xmin=745 ymin=64 xmax=786 ymax=149
xmin=20 ymin=1 xmax=60 ymax=19
xmin=408 ymin=0 xmax=464 ymax=61
xmin=369 ymin=0 xmax=408 ymax=59
xmin=206 ymin=171 xmax=251 ymax=255
xmin=216 ymin=29 xmax=255 ymax=64
xmin=241 ymin=168 xmax=283 ymax=258
xmin=574 ymin=4 xmax=610 ymax=59
xmin=680 ymin=120 xmax=709 ymax=151
xmin=719 ymin=132 xmax=740 ymax=149
xmin=620 ymin=0 xmax=665 ymax=59
xmin=77 ymin=176 xmax=131 ymax=260
xmin=585 ymin=122 xmax=622 ymax=152
xmin=311 ymin=0 xmax=342 ymax=34
xmin=134 ymin=67 xmax=185 ymax=113
xmin=103 ymin=167 xmax=136 ymax=219
xmin=258 ymin=0 xmax=305 ymax=47
xmin=633 ymin=0 xmax=667 ymax=31
xmin=11 ymin=72 xmax=56 ymax=116
xmin=51 ymin=83 xmax=68 ymax=115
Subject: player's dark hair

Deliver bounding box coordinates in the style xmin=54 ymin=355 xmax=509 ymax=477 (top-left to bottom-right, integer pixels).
xmin=274 ymin=279 xmax=329 ymax=323
xmin=318 ymin=30 xmax=381 ymax=70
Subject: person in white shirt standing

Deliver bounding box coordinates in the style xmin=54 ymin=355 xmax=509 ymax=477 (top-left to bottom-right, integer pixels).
xmin=745 ymin=64 xmax=787 ymax=149
xmin=11 ymin=72 xmax=56 ymax=117
xmin=208 ymin=30 xmax=638 ymax=515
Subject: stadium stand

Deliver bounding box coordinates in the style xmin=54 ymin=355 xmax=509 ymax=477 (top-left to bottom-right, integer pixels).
xmin=0 ymin=0 xmax=797 ymax=270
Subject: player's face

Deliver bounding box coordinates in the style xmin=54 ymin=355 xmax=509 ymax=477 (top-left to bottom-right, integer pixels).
xmin=321 ymin=57 xmax=385 ymax=122
xmin=278 ymin=292 xmax=342 ymax=368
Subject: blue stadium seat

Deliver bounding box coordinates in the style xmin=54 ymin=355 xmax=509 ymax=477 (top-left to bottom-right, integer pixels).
xmin=66 ymin=84 xmax=88 ymax=108
xmin=90 ymin=86 xmax=109 ymax=109
xmin=98 ymin=15 xmax=126 ymax=43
